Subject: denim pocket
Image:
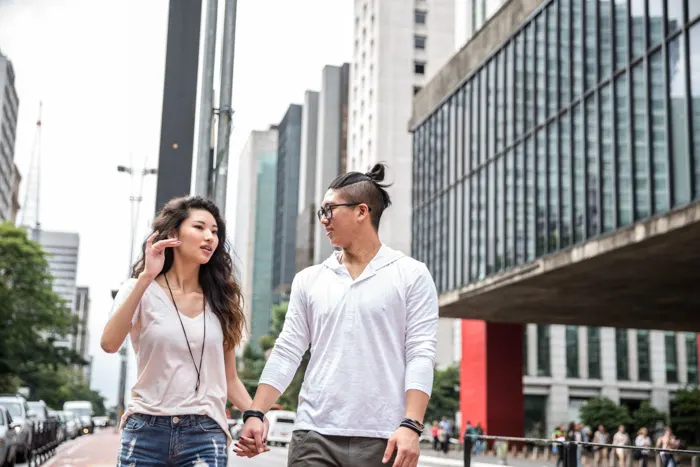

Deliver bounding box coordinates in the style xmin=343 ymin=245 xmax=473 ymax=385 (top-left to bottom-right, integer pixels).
xmin=196 ymin=416 xmax=222 ymax=434
xmin=124 ymin=414 xmax=147 ymax=432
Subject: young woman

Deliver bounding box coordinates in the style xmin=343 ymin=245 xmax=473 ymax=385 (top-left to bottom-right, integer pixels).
xmin=101 ymin=196 xmax=268 ymax=465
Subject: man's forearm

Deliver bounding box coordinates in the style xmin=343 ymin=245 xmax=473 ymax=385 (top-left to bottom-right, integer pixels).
xmin=404 ymin=389 xmax=430 ymax=423
xmin=250 ymin=384 xmax=283 ymax=414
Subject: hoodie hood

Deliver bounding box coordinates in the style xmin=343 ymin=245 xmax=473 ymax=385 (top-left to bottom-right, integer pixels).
xmin=322 ymin=244 xmax=405 ymax=277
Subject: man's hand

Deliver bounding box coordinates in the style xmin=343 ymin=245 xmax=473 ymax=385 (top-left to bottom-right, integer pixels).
xmin=383 ymin=426 xmax=421 ymax=467
xmin=233 ymin=417 xmax=270 ymax=458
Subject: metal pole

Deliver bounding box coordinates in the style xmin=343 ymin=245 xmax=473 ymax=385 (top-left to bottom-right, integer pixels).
xmin=213 ymin=0 xmax=238 ymax=213
xmin=195 ymin=0 xmax=218 ymax=198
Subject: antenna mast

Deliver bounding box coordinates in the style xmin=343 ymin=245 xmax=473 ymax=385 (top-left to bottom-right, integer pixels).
xmin=19 ymin=102 xmax=43 ymax=232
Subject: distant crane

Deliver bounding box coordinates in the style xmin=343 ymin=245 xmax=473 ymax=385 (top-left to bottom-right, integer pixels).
xmin=19 ymin=102 xmax=43 ymax=236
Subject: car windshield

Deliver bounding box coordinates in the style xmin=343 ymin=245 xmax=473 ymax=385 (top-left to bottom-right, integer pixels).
xmin=69 ymin=408 xmax=91 ymax=417
xmin=0 ymin=402 xmax=22 ymax=418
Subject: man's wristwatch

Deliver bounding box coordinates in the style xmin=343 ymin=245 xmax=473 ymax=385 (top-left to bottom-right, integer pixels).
xmin=242 ymin=409 xmax=265 ymax=423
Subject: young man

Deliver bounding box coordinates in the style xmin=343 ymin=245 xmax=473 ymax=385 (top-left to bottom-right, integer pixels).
xmin=235 ymin=163 xmax=439 ymax=467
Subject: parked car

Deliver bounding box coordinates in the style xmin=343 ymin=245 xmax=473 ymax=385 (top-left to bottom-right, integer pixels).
xmin=0 ymin=394 xmax=34 ymax=463
xmin=0 ymin=406 xmax=18 ymax=467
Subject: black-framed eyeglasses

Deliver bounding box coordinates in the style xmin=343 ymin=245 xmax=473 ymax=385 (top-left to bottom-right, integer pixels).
xmin=316 ymin=203 xmax=371 ymax=222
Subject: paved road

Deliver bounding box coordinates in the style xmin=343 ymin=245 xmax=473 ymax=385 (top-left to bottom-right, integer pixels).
xmin=17 ymin=430 xmax=522 ymax=466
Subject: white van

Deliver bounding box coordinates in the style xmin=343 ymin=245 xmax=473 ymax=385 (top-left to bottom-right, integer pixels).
xmin=266 ymin=410 xmax=296 ymax=446
xmin=63 ymin=401 xmax=94 ymax=434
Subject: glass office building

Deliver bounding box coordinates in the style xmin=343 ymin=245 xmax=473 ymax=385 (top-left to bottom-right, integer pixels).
xmin=411 ymin=0 xmax=700 ymax=295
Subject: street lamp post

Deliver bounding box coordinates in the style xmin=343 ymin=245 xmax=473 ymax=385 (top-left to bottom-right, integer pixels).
xmin=115 ymin=164 xmax=157 ymax=419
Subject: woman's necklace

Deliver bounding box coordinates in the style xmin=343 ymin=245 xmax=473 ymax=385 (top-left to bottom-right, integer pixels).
xmin=164 ymin=274 xmax=206 ymax=393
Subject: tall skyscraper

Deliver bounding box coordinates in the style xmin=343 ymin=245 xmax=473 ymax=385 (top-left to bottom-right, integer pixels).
xmin=313 ymin=64 xmax=350 ymax=265
xmin=272 ymin=105 xmax=303 ymax=297
xmin=296 ymin=91 xmax=320 ymax=273
xmin=348 ymin=0 xmax=456 ymax=256
xmin=234 ymin=128 xmax=279 ymax=350
xmin=0 ymin=51 xmax=20 ymax=223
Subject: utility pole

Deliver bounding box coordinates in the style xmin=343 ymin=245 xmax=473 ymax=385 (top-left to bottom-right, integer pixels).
xmin=213 ymin=0 xmax=238 ymax=212
xmin=194 ymin=0 xmax=218 ymax=197
xmin=115 ymin=164 xmax=157 ymax=418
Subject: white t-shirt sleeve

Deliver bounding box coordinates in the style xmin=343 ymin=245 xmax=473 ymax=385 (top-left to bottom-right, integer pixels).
xmin=259 ymin=273 xmax=311 ymax=394
xmin=404 ymin=263 xmax=439 ymax=396
xmin=110 ymin=278 xmax=142 ymax=327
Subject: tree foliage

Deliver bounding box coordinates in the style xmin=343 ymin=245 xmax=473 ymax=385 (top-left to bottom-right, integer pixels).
xmin=669 ymin=387 xmax=700 ymax=447
xmin=425 ymin=364 xmax=460 ymax=424
xmin=579 ymin=396 xmax=632 ymax=432
xmin=0 ymin=223 xmax=104 ymax=409
xmin=632 ymin=401 xmax=666 ymax=433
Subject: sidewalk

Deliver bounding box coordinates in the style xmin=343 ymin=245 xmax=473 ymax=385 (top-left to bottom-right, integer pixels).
xmin=420 ymin=448 xmax=558 ymax=467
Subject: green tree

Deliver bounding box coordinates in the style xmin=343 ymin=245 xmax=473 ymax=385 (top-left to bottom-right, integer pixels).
xmin=425 ymin=364 xmax=460 ymax=425
xmin=0 ymin=223 xmax=80 ymax=388
xmin=632 ymin=401 xmax=666 ymax=432
xmin=0 ymin=223 xmax=104 ymax=408
xmin=579 ymin=396 xmax=631 ymax=432
xmin=669 ymin=387 xmax=700 ymax=448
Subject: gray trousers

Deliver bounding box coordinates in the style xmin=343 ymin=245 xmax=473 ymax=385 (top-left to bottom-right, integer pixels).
xmin=288 ymin=430 xmax=398 ymax=467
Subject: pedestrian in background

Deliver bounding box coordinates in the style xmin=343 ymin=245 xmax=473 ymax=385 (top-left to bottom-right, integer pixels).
xmin=101 ymin=196 xmax=268 ymax=465
xmin=235 ymin=163 xmax=440 ymax=467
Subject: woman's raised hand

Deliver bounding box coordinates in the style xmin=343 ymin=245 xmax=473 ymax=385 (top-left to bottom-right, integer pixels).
xmin=142 ymin=231 xmax=181 ymax=280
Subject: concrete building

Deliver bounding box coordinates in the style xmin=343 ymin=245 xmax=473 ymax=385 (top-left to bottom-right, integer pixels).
xmin=74 ymin=287 xmax=91 ymax=380
xmin=272 ymin=105 xmax=303 ymax=296
xmin=29 ymin=229 xmax=80 ymax=347
xmin=0 ymin=51 xmax=19 ymax=223
xmin=409 ymin=0 xmax=700 ymax=437
xmin=234 ymin=128 xmax=279 ymax=350
xmin=348 ymin=0 xmax=457 ymax=368
xmin=296 ymin=91 xmax=320 ymax=273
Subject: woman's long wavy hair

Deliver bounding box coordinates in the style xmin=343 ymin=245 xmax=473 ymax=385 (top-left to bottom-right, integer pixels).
xmin=131 ymin=196 xmax=245 ymax=350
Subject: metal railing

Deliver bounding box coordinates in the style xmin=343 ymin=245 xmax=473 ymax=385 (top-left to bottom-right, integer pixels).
xmin=462 ymin=435 xmax=700 ymax=467
xmin=27 ymin=419 xmax=59 ymax=466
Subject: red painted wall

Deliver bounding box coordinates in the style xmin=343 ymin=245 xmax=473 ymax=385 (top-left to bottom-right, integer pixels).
xmin=460 ymin=320 xmax=525 ymax=439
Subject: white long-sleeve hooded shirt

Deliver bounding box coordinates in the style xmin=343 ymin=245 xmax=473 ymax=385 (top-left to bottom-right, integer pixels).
xmin=259 ymin=245 xmax=439 ymax=439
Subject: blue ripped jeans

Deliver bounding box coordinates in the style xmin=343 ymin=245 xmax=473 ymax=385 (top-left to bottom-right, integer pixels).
xmin=118 ymin=414 xmax=228 ymax=466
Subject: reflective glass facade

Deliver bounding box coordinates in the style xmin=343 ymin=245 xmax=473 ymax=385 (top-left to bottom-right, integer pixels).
xmin=412 ymin=0 xmax=700 ymax=294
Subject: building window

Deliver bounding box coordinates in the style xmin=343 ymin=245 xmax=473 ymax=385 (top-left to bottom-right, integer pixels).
xmin=686 ymin=333 xmax=699 ymax=385
xmin=588 ymin=327 xmax=601 ymax=379
xmin=616 ymin=328 xmax=629 ymax=380
xmin=414 ymin=61 xmax=426 ymax=75
xmin=536 ymin=325 xmax=550 ymax=377
xmin=414 ymin=35 xmax=426 ymax=50
xmin=566 ymin=326 xmax=579 ymax=378
xmin=665 ymin=331 xmax=678 ymax=383
xmin=637 ymin=330 xmax=651 ymax=381
xmin=414 ymin=9 xmax=426 ymax=24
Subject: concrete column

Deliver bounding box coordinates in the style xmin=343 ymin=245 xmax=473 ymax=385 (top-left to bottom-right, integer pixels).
xmin=551 ymin=325 xmax=567 ymax=381
xmin=460 ymin=320 xmax=524 ymax=437
xmin=629 ymin=329 xmax=639 ymax=382
xmin=649 ymin=331 xmax=669 ymax=413
xmin=527 ymin=324 xmax=538 ymax=377
xmin=547 ymin=325 xmax=569 ymax=433
xmin=601 ymin=327 xmax=620 ymax=403
xmin=677 ymin=333 xmax=688 ymax=384
xmin=579 ymin=327 xmax=589 ymax=379
xmin=546 ymin=384 xmax=570 ymax=434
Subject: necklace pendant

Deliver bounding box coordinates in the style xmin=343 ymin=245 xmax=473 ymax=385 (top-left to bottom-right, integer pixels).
xmin=195 ymin=382 xmax=200 ymax=393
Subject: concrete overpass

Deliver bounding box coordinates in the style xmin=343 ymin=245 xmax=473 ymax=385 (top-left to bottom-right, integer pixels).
xmin=439 ymin=201 xmax=700 ymax=332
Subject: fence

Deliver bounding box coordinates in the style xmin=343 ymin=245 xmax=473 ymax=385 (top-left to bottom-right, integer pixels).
xmin=462 ymin=435 xmax=700 ymax=467
xmin=27 ymin=419 xmax=59 ymax=466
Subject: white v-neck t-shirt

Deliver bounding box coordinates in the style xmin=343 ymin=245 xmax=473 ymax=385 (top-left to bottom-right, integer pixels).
xmin=259 ymin=245 xmax=439 ymax=439
xmin=111 ymin=279 xmax=230 ymax=441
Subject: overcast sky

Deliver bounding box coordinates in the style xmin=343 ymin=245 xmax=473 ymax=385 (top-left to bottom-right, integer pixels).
xmin=0 ymin=0 xmax=363 ymax=407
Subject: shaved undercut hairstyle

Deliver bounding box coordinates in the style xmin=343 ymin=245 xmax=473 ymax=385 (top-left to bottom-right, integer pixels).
xmin=327 ymin=163 xmax=392 ymax=230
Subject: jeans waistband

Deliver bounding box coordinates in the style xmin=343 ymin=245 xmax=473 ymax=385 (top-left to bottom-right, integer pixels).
xmin=131 ymin=413 xmax=213 ymax=428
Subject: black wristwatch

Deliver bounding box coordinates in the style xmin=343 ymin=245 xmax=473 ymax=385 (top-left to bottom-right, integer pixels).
xmin=242 ymin=409 xmax=265 ymax=423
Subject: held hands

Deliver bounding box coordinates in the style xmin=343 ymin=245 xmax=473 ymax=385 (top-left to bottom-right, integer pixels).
xmin=141 ymin=231 xmax=181 ymax=280
xmin=233 ymin=416 xmax=270 ymax=458
xmin=383 ymin=426 xmax=421 ymax=467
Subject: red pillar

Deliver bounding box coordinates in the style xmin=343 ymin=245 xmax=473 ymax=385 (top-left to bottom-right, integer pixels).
xmin=460 ymin=320 xmax=524 ymax=439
